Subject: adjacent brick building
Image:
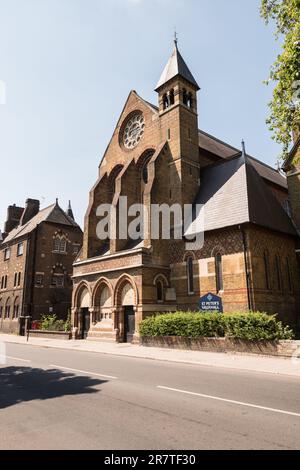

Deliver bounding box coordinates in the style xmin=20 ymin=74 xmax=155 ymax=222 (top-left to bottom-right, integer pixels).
xmin=72 ymin=42 xmax=300 ymax=342
xmin=0 ymin=199 xmax=82 ymax=333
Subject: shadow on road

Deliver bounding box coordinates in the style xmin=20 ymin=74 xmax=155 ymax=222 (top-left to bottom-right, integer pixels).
xmin=0 ymin=366 xmax=106 ymax=409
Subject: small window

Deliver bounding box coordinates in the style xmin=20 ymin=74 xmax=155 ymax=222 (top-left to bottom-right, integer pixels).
xmin=18 ymin=272 xmax=21 ymax=286
xmin=14 ymin=273 xmax=17 ymax=287
xmin=17 ymin=242 xmax=23 ymax=257
xmin=215 ymin=253 xmax=223 ymax=293
xmin=54 ymin=237 xmax=61 ymax=252
xmin=36 ymin=274 xmax=44 ymax=287
xmin=187 ymin=257 xmax=194 ymax=294
xmin=4 ymin=248 xmax=10 ymax=261
xmin=167 ymin=129 xmax=171 ymax=140
xmin=52 ymin=275 xmax=64 ymax=288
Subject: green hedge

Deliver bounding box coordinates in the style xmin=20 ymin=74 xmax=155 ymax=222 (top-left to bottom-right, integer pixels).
xmin=139 ymin=312 xmax=294 ymax=341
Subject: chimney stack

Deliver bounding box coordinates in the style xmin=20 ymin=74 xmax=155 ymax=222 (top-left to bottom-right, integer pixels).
xmin=4 ymin=204 xmax=24 ymax=235
xmin=19 ymin=199 xmax=40 ymax=226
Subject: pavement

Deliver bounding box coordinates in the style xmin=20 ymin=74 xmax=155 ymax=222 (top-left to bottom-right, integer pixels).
xmin=1 ymin=341 xmax=300 ymax=450
xmin=1 ymin=332 xmax=300 ymax=378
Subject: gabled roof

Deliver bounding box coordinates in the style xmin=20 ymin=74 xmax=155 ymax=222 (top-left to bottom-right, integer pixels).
xmin=155 ymin=42 xmax=200 ymax=91
xmin=3 ymin=203 xmax=80 ymax=244
xmin=194 ymin=153 xmax=296 ymax=236
xmin=198 ymin=129 xmax=288 ymax=190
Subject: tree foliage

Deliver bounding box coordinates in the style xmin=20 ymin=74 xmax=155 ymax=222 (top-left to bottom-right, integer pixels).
xmin=260 ymin=0 xmax=300 ymax=158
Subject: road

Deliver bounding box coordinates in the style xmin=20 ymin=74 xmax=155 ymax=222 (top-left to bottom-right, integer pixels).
xmin=1 ymin=342 xmax=300 ymax=450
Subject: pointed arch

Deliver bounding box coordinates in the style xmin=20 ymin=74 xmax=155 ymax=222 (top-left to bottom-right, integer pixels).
xmin=114 ymin=274 xmax=139 ymax=307
xmin=73 ymin=281 xmax=92 ymax=309
xmin=92 ymin=278 xmax=113 ymax=307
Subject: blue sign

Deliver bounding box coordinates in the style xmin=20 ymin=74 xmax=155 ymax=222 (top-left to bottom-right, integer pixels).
xmin=199 ymin=293 xmax=223 ymax=313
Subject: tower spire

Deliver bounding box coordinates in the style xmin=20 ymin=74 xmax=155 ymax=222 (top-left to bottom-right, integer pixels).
xmin=67 ymin=200 xmax=74 ymax=220
xmin=155 ymin=41 xmax=200 ymax=92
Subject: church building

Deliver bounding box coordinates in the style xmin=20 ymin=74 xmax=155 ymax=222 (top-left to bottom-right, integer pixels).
xmin=72 ymin=41 xmax=300 ymax=342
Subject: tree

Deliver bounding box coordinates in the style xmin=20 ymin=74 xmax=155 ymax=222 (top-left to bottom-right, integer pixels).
xmin=261 ymin=0 xmax=300 ymax=159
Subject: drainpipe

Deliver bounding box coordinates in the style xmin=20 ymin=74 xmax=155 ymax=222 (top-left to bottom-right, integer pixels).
xmin=29 ymin=226 xmax=39 ymax=317
xmin=240 ymin=225 xmax=252 ymax=312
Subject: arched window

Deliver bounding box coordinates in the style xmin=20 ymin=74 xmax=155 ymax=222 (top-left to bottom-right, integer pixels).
xmin=13 ymin=297 xmax=20 ymax=319
xmin=138 ymin=150 xmax=155 ymax=186
xmin=183 ymin=88 xmax=188 ymax=106
xmin=264 ymin=251 xmax=271 ymax=290
xmin=5 ymin=298 xmax=11 ymax=319
xmin=215 ymin=253 xmax=223 ymax=293
xmin=187 ymin=257 xmax=194 ymax=294
xmin=163 ymin=93 xmax=169 ymax=110
xmin=156 ymin=280 xmax=164 ymax=302
xmin=188 ymin=92 xmax=193 ymax=109
xmin=169 ymin=89 xmax=175 ymax=106
xmin=53 ymin=236 xmax=67 ymax=253
xmin=0 ymin=298 xmax=3 ymax=319
xmin=275 ymin=255 xmax=282 ymax=291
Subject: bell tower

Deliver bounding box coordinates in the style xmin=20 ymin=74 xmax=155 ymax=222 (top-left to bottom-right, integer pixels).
xmin=155 ymin=39 xmax=201 ymax=206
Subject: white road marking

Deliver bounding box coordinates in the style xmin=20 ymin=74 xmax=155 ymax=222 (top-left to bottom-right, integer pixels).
xmin=49 ymin=365 xmax=118 ymax=380
xmin=157 ymin=386 xmax=300 ymax=418
xmin=6 ymin=356 xmax=31 ymax=363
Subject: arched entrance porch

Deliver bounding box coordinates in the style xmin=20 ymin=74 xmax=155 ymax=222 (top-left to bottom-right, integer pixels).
xmin=114 ymin=276 xmax=138 ymax=343
xmin=73 ymin=284 xmax=91 ymax=339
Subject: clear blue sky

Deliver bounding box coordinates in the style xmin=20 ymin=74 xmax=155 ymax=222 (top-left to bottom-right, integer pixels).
xmin=0 ymin=0 xmax=281 ymax=229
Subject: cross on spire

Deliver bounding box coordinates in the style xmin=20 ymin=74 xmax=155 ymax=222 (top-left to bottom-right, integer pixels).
xmin=174 ymin=29 xmax=178 ymax=47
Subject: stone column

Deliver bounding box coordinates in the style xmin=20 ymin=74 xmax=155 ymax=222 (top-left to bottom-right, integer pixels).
xmin=89 ymin=308 xmax=97 ymax=327
xmin=117 ymin=307 xmax=124 ymax=343
xmin=71 ymin=308 xmax=79 ymax=339
xmin=132 ymin=305 xmax=143 ymax=344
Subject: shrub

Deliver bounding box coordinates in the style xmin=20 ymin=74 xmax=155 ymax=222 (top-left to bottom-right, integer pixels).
xmin=223 ymin=313 xmax=294 ymax=341
xmin=139 ymin=311 xmax=294 ymax=341
xmin=40 ymin=315 xmax=69 ymax=332
xmin=140 ymin=312 xmax=224 ymax=339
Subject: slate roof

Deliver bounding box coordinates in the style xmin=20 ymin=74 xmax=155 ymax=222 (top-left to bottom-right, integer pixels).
xmin=3 ymin=203 xmax=80 ymax=244
xmin=155 ymin=42 xmax=200 ymax=91
xmin=193 ymin=153 xmax=296 ymax=236
xmin=198 ymin=129 xmax=288 ymax=190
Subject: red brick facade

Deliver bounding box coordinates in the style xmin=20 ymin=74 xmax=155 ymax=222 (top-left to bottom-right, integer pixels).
xmin=0 ymin=201 xmax=82 ymax=333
